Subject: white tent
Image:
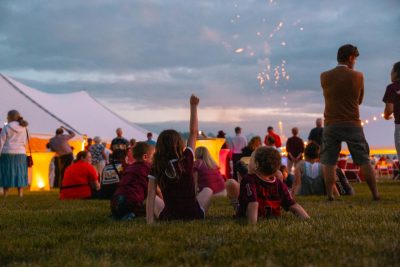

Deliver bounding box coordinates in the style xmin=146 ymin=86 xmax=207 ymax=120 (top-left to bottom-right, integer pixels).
xmin=0 ymin=73 xmax=151 ymax=142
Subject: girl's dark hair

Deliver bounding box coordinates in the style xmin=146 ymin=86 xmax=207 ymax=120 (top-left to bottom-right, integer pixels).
xmin=75 ymin=151 xmax=89 ymax=162
xmin=151 ymin=129 xmax=185 ymax=189
xmin=254 ymin=147 xmax=281 ymax=176
xmin=304 ymin=143 xmax=320 ymax=160
xmin=7 ymin=110 xmax=28 ymax=127
xmin=393 ymin=61 xmax=400 ymax=82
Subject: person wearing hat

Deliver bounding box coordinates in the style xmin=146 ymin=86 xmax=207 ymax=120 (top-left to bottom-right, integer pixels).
xmin=89 ymin=136 xmax=107 ymax=176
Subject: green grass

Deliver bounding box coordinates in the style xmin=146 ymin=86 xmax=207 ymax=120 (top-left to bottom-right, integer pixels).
xmin=1 ymin=181 xmax=400 ymax=267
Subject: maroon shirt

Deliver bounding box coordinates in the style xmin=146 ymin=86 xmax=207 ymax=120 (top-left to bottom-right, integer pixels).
xmin=194 ymin=159 xmax=225 ymax=194
xmin=286 ymin=136 xmax=305 ymax=159
xmin=237 ymin=174 xmax=295 ymax=219
xmin=382 ymin=81 xmax=400 ymax=124
xmin=113 ymin=161 xmax=150 ymax=204
xmin=149 ymin=148 xmax=204 ymax=220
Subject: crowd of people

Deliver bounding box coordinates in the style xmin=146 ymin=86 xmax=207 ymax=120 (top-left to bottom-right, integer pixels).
xmin=1 ymin=44 xmax=399 ymax=224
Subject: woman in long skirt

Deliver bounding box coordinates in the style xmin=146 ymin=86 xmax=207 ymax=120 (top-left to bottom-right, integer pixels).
xmin=0 ymin=110 xmax=29 ymax=197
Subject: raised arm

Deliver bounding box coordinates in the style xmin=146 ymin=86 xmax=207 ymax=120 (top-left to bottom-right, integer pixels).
xmin=187 ymin=94 xmax=199 ymax=150
xmin=62 ymin=126 xmax=76 ymax=140
xmin=146 ymin=178 xmax=157 ymax=224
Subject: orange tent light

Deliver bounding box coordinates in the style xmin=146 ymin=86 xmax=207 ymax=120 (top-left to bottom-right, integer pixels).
xmin=29 ymin=139 xmax=85 ymax=191
xmin=195 ymin=138 xmax=225 ymax=165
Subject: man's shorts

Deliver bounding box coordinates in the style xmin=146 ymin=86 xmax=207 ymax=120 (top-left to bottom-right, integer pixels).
xmin=320 ymin=124 xmax=370 ymax=166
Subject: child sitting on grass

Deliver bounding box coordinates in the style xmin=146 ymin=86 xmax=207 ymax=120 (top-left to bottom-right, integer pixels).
xmin=194 ymin=146 xmax=226 ymax=196
xmin=146 ymin=95 xmax=213 ymax=223
xmin=226 ymin=147 xmax=310 ymax=224
xmin=280 ymin=165 xmax=295 ymax=189
xmin=110 ymin=142 xmax=155 ymax=220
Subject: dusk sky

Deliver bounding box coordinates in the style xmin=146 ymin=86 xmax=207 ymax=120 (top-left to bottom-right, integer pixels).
xmin=1 ymin=0 xmax=399 ymax=146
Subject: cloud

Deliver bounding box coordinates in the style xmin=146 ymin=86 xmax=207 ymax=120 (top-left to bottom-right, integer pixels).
xmin=1 ymin=0 xmax=400 ymax=145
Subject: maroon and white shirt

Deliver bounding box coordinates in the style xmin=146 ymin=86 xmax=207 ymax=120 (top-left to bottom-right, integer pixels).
xmin=237 ymin=174 xmax=295 ymax=219
xmin=149 ymin=147 xmax=204 ymax=220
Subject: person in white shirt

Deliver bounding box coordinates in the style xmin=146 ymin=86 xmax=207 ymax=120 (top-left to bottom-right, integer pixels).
xmin=231 ymin=127 xmax=247 ymax=180
xmin=0 ymin=110 xmax=29 ymax=197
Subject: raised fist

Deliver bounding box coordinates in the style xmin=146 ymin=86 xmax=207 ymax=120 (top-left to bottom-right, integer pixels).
xmin=190 ymin=94 xmax=200 ymax=106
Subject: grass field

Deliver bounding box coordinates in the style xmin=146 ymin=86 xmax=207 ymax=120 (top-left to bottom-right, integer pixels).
xmin=0 ymin=181 xmax=399 ymax=267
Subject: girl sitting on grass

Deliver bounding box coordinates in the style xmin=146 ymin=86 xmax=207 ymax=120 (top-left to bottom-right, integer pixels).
xmin=146 ymin=95 xmax=213 ymax=223
xmin=194 ymin=146 xmax=226 ymax=196
xmin=226 ymin=147 xmax=310 ymax=224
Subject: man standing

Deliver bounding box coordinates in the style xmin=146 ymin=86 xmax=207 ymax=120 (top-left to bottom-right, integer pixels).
xmin=286 ymin=127 xmax=304 ymax=173
xmin=146 ymin=132 xmax=157 ymax=146
xmin=231 ymin=126 xmax=247 ymax=180
xmin=320 ymin=44 xmax=379 ymax=200
xmin=264 ymin=126 xmax=282 ymax=148
xmin=308 ymin=118 xmax=324 ymax=146
xmin=49 ymin=126 xmax=76 ymax=188
xmin=111 ymin=128 xmax=129 ymax=165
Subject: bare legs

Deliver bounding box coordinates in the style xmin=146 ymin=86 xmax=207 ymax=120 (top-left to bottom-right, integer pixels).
xmin=360 ymin=164 xmax=380 ymax=200
xmin=151 ymin=188 xmax=213 ymax=219
xmin=197 ymin=187 xmax=213 ymax=213
xmin=1 ymin=187 xmax=24 ymax=197
xmin=18 ymin=187 xmax=23 ymax=197
xmin=323 ymin=164 xmax=379 ymax=200
xmin=323 ymin=165 xmax=343 ymax=200
xmin=2 ymin=187 xmax=8 ymax=197
xmin=153 ymin=196 xmax=165 ymax=218
xmin=226 ymin=179 xmax=240 ymax=210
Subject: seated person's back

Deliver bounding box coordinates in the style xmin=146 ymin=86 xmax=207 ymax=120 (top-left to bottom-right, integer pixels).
xmin=232 ymin=147 xmax=310 ymax=223
xmin=99 ymin=157 xmax=123 ymax=199
xmin=194 ymin=147 xmax=226 ymax=195
xmin=293 ymin=143 xmax=326 ymax=196
xmin=60 ymin=151 xmax=100 ymax=200
xmin=111 ymin=142 xmax=155 ymax=220
xmin=297 ymin=161 xmax=325 ymax=195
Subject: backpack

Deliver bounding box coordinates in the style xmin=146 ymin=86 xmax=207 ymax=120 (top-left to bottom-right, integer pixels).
xmin=335 ymin=168 xmax=355 ymax=195
xmin=99 ymin=161 xmax=123 ymax=199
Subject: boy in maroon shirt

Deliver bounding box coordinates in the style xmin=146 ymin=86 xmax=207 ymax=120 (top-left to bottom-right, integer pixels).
xmin=227 ymin=147 xmax=310 ymax=224
xmin=111 ymin=142 xmax=155 ymax=220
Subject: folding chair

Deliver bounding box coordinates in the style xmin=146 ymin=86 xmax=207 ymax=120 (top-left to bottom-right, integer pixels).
xmin=392 ymin=160 xmax=400 ymax=180
xmin=377 ymin=162 xmax=390 ymax=179
xmin=344 ymin=159 xmax=361 ymax=182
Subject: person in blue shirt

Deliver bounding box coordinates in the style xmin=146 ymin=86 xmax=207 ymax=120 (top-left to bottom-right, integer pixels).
xmin=146 ymin=132 xmax=156 ymax=146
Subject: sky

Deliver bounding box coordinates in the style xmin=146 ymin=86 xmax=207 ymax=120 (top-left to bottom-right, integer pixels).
xmin=1 ymin=0 xmax=399 ymax=146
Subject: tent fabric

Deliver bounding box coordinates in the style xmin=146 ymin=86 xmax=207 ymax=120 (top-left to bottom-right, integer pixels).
xmin=0 ymin=73 xmax=151 ymax=142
